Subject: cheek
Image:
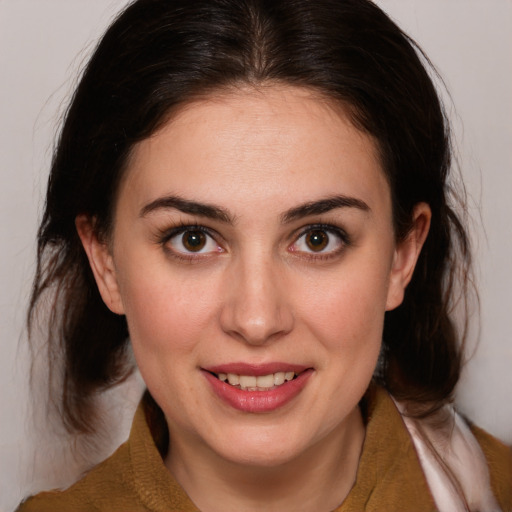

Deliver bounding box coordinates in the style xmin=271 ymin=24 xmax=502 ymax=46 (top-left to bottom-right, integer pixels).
xmin=119 ymin=269 xmax=220 ymax=413
xmin=116 ymin=260 xmax=221 ymax=357
xmin=295 ymin=257 xmax=392 ymax=346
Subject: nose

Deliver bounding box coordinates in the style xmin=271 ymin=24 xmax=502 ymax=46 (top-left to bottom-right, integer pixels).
xmin=219 ymin=254 xmax=294 ymax=346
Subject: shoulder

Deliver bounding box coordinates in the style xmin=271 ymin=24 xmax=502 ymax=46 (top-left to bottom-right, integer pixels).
xmin=396 ymin=396 xmax=511 ymax=512
xmin=16 ymin=398 xmax=195 ymax=512
xmin=16 ymin=441 xmax=144 ymax=512
xmin=470 ymin=423 xmax=512 ymax=510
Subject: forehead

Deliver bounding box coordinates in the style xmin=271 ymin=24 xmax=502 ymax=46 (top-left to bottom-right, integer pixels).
xmin=119 ymin=85 xmax=389 ymax=217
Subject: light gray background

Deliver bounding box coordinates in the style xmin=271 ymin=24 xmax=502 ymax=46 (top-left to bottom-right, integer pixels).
xmin=1 ymin=1 xmax=511 ymax=510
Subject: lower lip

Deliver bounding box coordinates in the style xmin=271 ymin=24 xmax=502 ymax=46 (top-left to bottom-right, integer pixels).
xmin=203 ymin=369 xmax=314 ymax=413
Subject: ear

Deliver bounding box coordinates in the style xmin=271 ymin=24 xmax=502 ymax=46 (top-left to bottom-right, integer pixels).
xmin=385 ymin=203 xmax=431 ymax=311
xmin=75 ymin=215 xmax=125 ymax=315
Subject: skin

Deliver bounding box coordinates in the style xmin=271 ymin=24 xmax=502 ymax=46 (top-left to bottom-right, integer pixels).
xmin=77 ymin=85 xmax=430 ymax=511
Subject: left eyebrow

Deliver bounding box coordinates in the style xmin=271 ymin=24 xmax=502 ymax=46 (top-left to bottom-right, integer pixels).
xmin=281 ymin=195 xmax=370 ymax=223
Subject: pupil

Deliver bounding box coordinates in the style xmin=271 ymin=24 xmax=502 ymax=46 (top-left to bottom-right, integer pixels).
xmin=307 ymin=230 xmax=328 ymax=251
xmin=183 ymin=231 xmax=206 ymax=251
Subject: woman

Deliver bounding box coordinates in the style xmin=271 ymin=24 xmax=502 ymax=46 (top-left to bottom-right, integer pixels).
xmin=17 ymin=0 xmax=511 ymax=510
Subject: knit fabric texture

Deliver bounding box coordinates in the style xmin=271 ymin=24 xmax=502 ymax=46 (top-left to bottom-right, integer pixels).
xmin=17 ymin=385 xmax=510 ymax=511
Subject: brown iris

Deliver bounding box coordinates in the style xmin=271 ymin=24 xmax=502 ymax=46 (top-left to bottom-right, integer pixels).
xmin=305 ymin=230 xmax=329 ymax=252
xmin=182 ymin=231 xmax=206 ymax=252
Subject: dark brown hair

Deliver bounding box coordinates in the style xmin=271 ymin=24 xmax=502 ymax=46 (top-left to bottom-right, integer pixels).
xmin=29 ymin=0 xmax=471 ymax=433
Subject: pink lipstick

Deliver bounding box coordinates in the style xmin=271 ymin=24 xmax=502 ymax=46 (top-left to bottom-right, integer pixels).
xmin=202 ymin=363 xmax=313 ymax=413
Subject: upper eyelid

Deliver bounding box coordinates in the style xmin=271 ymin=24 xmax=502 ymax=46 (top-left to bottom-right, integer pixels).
xmin=161 ymin=223 xmax=218 ymax=241
xmin=294 ymin=223 xmax=349 ymax=239
xmin=165 ymin=223 xmax=348 ymax=240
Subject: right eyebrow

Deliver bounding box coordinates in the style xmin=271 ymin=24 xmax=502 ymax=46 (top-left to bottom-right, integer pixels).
xmin=139 ymin=195 xmax=234 ymax=224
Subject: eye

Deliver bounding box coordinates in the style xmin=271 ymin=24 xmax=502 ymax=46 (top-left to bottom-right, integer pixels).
xmin=304 ymin=230 xmax=330 ymax=252
xmin=166 ymin=228 xmax=221 ymax=255
xmin=290 ymin=225 xmax=348 ymax=257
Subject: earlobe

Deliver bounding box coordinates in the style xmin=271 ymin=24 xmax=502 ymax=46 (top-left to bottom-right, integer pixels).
xmin=75 ymin=215 xmax=125 ymax=315
xmin=385 ymin=203 xmax=431 ymax=311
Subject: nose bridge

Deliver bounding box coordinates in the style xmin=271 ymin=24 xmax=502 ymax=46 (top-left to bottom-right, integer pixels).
xmin=220 ymin=248 xmax=293 ymax=345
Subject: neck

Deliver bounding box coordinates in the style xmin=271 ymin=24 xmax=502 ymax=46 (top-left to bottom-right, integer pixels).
xmin=165 ymin=406 xmax=365 ymax=512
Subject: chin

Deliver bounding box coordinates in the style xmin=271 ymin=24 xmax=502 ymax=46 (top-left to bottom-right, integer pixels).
xmin=207 ymin=423 xmax=321 ymax=468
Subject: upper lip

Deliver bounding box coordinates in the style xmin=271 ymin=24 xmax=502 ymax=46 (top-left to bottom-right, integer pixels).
xmin=204 ymin=362 xmax=310 ymax=376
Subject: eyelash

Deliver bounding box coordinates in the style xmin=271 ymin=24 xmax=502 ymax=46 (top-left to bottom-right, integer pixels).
xmin=157 ymin=222 xmax=351 ymax=262
xmin=158 ymin=223 xmax=221 ymax=262
xmin=291 ymin=223 xmax=351 ymax=261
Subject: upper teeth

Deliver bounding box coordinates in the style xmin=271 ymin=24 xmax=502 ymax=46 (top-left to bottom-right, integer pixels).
xmin=217 ymin=372 xmax=296 ymax=390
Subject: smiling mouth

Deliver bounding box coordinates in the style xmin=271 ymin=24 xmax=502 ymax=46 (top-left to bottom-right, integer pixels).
xmin=212 ymin=371 xmax=298 ymax=391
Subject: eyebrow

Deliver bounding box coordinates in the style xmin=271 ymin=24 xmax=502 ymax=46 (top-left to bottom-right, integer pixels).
xmin=140 ymin=195 xmax=234 ymax=223
xmin=139 ymin=193 xmax=370 ymax=224
xmin=281 ymin=195 xmax=370 ymax=223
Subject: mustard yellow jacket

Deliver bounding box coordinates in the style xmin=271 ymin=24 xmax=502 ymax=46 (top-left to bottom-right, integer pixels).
xmin=17 ymin=386 xmax=511 ymax=511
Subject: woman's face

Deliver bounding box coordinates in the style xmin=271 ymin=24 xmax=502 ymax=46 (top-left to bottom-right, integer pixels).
xmin=82 ymin=85 xmax=426 ymax=469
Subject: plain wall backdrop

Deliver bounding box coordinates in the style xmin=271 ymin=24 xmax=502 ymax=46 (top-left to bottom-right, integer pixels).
xmin=1 ymin=1 xmax=511 ymax=510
